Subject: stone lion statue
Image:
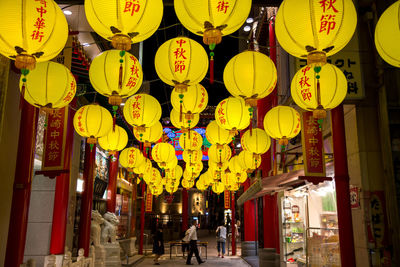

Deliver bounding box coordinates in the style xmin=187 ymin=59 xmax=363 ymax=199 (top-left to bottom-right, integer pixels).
xmin=90 ymin=210 xmax=104 ymax=247
xmin=101 ymin=212 xmax=120 ymax=244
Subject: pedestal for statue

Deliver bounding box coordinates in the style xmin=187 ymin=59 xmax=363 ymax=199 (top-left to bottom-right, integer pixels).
xmin=103 ymin=243 xmax=121 ymax=267
xmin=94 ymin=245 xmax=106 ymax=267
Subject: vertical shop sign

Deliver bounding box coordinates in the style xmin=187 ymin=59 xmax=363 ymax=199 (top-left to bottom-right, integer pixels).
xmin=224 ymin=190 xmax=230 ymax=209
xmin=42 ymin=107 xmax=68 ymax=171
xmin=370 ymin=191 xmax=388 ymax=248
xmin=301 ymin=112 xmax=326 ymax=176
xmin=145 ymin=190 xmax=153 ymax=212
xmin=350 ymin=186 xmax=360 ymax=209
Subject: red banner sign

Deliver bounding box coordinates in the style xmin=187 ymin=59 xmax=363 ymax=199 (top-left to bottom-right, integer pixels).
xmin=42 ymin=108 xmax=68 ymax=171
xmin=224 ymin=190 xmax=230 ymax=209
xmin=145 ymin=191 xmax=153 ymax=213
xmin=301 ymin=111 xmax=325 ymax=176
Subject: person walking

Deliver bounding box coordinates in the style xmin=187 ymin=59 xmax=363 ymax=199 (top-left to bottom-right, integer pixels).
xmin=152 ymin=222 xmax=164 ymax=265
xmin=216 ymin=222 xmax=227 ymax=258
xmin=186 ymin=220 xmax=205 ymax=265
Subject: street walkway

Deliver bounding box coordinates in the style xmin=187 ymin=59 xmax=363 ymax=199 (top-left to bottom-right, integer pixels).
xmin=137 ymin=234 xmax=249 ymax=266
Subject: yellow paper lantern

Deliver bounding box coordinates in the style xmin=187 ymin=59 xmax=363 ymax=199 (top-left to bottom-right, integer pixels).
xmin=198 ymin=174 xmax=211 ymax=187
xmin=182 ymin=179 xmax=195 ymax=189
xmin=166 ymin=184 xmax=179 ymax=194
xmin=263 ymin=106 xmax=301 ymax=146
xmin=238 ymin=150 xmax=261 ymax=172
xmin=120 ymin=147 xmax=145 ymax=170
xmin=186 ymin=161 xmax=203 ymax=175
xmin=171 ymin=84 xmax=208 ymax=115
xmin=133 ymin=121 xmax=163 ymax=145
xmin=228 ymin=156 xmax=244 ymax=174
xmin=98 ymin=125 xmax=128 ymax=154
xmin=144 ymin=167 xmax=162 ymax=186
xmin=73 ymin=104 xmax=113 ymax=144
xmin=170 ymin=109 xmax=199 ymax=130
xmin=19 ymin=62 xmax=76 ymax=111
xmin=209 ymin=160 xmax=229 ymax=172
xmin=166 ymin=165 xmax=183 ymax=180
xmin=0 ymin=0 xmax=68 ymax=69
xmin=205 ymin=120 xmax=234 ymax=146
xmin=196 ymin=178 xmax=208 ymax=191
xmin=133 ymin=158 xmax=152 ymax=176
xmin=160 ymin=156 xmax=178 ymax=171
xmin=89 ymin=50 xmax=143 ymax=106
xmin=149 ymin=183 xmax=164 ymax=196
xmin=182 ymin=150 xmax=203 ymax=164
xmin=212 ymin=182 xmax=225 ymax=194
xmin=174 ymin=0 xmax=251 ymax=45
xmin=375 ymin=1 xmax=400 ymax=67
xmin=151 ymin=143 xmax=176 ymax=167
xmin=275 ymin=0 xmax=357 ymax=64
xmin=222 ymin=173 xmax=239 ymax=192
xmin=208 ymin=144 xmax=232 ymax=164
xmin=123 ymin=94 xmax=162 ymax=131
xmin=215 ymin=97 xmax=250 ymax=134
xmin=241 ymin=128 xmax=271 ymax=155
xmin=85 ymin=0 xmax=163 ymax=50
xmin=223 ymin=51 xmax=277 ymax=107
xmin=291 ymin=63 xmax=347 ymax=119
xmin=155 ymin=37 xmax=208 ymax=93
xmin=179 ymin=131 xmax=203 ymax=151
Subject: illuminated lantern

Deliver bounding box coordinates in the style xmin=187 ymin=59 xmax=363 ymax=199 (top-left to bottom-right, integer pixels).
xmin=182 ymin=179 xmax=195 ymax=189
xmin=179 ymin=131 xmax=203 ymax=151
xmin=19 ymin=62 xmax=76 ymax=111
xmin=155 ymin=37 xmax=208 ymax=93
xmin=238 ymin=150 xmax=261 ymax=172
xmin=205 ymin=120 xmax=234 ymax=147
xmin=212 ymin=182 xmax=225 ymax=194
xmin=123 ymin=94 xmax=162 ymax=132
xmin=134 ymin=121 xmax=163 ymax=145
xmin=223 ymin=51 xmax=277 ymax=107
xmin=215 ymin=97 xmax=250 ymax=134
xmin=275 ymin=0 xmax=357 ymax=64
xmin=85 ymin=0 xmax=163 ymax=50
xmin=161 ymin=156 xmax=178 ymax=171
xmin=291 ymin=64 xmax=347 ymax=119
xmin=89 ymin=50 xmax=143 ymax=106
xmin=186 ymin=161 xmax=203 ymax=175
xmin=196 ymin=178 xmax=208 ymax=191
xmin=222 ymin=173 xmax=239 ymax=191
xmin=170 ymin=109 xmax=199 ymax=130
xmin=150 ymin=184 xmax=164 ymax=196
xmin=171 ymin=84 xmax=208 ymax=119
xmin=208 ymin=144 xmax=232 ymax=164
xmin=241 ymin=128 xmax=271 ymax=155
xmin=0 ymin=0 xmax=68 ymax=70
xmin=98 ymin=125 xmax=128 ymax=155
xmin=166 ymin=165 xmax=183 ymax=181
xmin=263 ymin=106 xmax=301 ymax=146
xmin=151 ymin=143 xmax=176 ymax=167
xmin=183 ymin=150 xmax=203 ymax=164
xmin=120 ymin=147 xmax=145 ymax=170
xmin=133 ymin=158 xmax=152 ymax=176
xmin=73 ymin=104 xmax=113 ymax=145
xmin=375 ymin=1 xmax=400 ymax=67
xmin=174 ymin=0 xmax=251 ymax=46
xmin=228 ymin=156 xmax=244 ymax=173
xmin=166 ymin=184 xmax=179 ymax=194
xmin=144 ymin=167 xmax=162 ymax=186
xmin=209 ymin=161 xmax=229 ymax=172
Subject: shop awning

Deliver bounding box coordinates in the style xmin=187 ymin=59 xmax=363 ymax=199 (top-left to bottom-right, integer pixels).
xmin=237 ymin=162 xmax=334 ymax=206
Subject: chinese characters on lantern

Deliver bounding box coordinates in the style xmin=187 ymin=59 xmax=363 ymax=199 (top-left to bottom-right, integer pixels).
xmin=128 ymin=149 xmax=136 ymax=166
xmin=126 ymin=56 xmax=140 ymax=89
xmin=319 ymin=0 xmax=339 ymax=35
xmin=130 ymin=95 xmax=142 ymax=119
xmin=299 ymin=65 xmax=312 ymax=101
xmin=42 ymin=108 xmax=68 ymax=170
xmin=32 ymin=0 xmax=48 ymax=42
xmin=174 ymin=39 xmax=187 ymax=74
xmin=217 ymin=1 xmax=230 ymax=14
xmin=197 ymin=88 xmax=207 ymax=110
xmin=217 ymin=100 xmax=226 ymax=125
xmin=123 ymin=0 xmax=141 ymax=16
xmin=76 ymin=106 xmax=86 ymax=133
xmin=224 ymin=190 xmax=230 ymax=209
xmin=63 ymin=80 xmax=76 ymax=103
xmin=301 ymin=111 xmax=325 ymax=176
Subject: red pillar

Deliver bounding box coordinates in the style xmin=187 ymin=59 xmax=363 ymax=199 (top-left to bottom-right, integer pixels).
xmin=4 ymin=104 xmax=38 ymax=267
xmin=49 ymin=106 xmax=75 ymax=255
xmin=243 ymin=179 xmax=256 ymax=241
xmin=182 ymin=188 xmax=189 ymax=232
xmin=78 ymin=142 xmax=96 ymax=257
xmin=107 ymin=152 xmax=119 ymax=213
xmin=138 ymin=182 xmax=146 ymax=255
xmin=331 ymin=105 xmax=356 ymax=267
xmin=231 ymin=192 xmax=236 ymax=255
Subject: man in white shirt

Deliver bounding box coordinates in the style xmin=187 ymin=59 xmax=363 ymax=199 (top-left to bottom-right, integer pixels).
xmin=186 ymin=220 xmax=205 ymax=265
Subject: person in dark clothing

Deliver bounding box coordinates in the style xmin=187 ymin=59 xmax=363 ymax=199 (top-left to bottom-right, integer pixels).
xmin=186 ymin=220 xmax=205 ymax=265
xmin=152 ymin=223 xmax=164 ymax=265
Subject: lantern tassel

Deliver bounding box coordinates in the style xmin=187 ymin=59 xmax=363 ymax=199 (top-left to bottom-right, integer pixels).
xmin=210 ymin=56 xmax=214 ymax=84
xmin=113 ymin=113 xmax=116 ymax=131
xmin=118 ymin=64 xmax=123 ymax=89
xmin=180 ymin=102 xmax=183 ymax=122
xmin=19 ymin=83 xmax=25 ymax=110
